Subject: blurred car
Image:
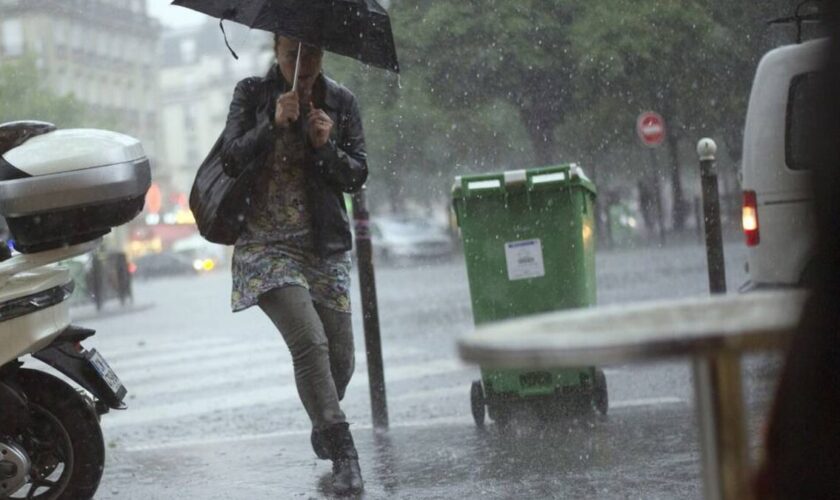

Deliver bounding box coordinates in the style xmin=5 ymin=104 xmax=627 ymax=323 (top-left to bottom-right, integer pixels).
xmin=130 ymin=251 xmax=198 ymax=280
xmin=741 ymin=37 xmax=828 ymax=289
xmin=371 ymin=216 xmax=455 ymax=264
xmin=171 ymin=233 xmax=226 ymax=273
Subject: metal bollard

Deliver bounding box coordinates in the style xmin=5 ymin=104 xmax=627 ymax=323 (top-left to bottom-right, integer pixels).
xmin=352 ymin=188 xmax=389 ymax=430
xmin=697 ymin=138 xmax=727 ymax=294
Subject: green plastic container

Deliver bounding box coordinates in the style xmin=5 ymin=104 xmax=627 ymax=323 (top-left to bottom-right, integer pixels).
xmin=452 ymin=164 xmax=607 ymax=426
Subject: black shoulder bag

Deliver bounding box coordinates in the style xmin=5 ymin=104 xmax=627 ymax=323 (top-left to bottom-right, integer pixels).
xmin=189 ymin=134 xmax=256 ymax=245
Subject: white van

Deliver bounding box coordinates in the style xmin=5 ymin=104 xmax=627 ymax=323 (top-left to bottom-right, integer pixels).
xmin=740 ymin=37 xmax=829 ymax=289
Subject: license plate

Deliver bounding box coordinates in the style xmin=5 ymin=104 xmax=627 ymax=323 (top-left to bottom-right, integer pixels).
xmin=88 ymin=349 xmax=124 ymax=395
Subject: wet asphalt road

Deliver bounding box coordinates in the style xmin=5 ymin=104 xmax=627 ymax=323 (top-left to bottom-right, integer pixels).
xmin=47 ymin=240 xmax=782 ymax=499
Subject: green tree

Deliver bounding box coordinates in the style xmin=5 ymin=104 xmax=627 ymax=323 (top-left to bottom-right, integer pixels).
xmin=568 ymin=0 xmax=736 ymax=229
xmin=570 ymin=0 xmax=800 ymax=229
xmin=326 ymin=35 xmax=532 ymax=211
xmin=395 ymin=0 xmax=581 ymax=167
xmin=0 ymin=54 xmax=116 ymax=128
xmin=699 ymin=0 xmax=801 ymax=161
xmin=326 ymin=1 xmax=803 ymax=218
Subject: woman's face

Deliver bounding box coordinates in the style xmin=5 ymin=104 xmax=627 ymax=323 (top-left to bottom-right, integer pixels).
xmin=275 ymin=36 xmax=323 ymax=97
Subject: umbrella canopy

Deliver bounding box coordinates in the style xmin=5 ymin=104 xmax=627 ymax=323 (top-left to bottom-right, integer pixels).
xmin=171 ymin=0 xmax=400 ymax=73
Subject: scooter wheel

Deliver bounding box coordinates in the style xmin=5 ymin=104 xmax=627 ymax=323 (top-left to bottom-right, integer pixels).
xmin=470 ymin=380 xmax=486 ymax=427
xmin=13 ymin=369 xmax=105 ymax=499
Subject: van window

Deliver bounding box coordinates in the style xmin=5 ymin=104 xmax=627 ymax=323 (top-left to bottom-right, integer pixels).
xmin=786 ymin=71 xmax=828 ymax=171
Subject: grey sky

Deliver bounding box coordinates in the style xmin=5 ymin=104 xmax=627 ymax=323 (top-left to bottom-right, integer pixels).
xmin=146 ymin=0 xmax=204 ymax=28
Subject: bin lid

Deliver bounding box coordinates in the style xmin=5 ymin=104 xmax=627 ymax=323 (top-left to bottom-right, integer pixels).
xmin=452 ymin=164 xmax=596 ymax=200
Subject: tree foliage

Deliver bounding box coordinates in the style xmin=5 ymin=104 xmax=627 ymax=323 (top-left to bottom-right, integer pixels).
xmin=0 ymin=55 xmax=117 ymax=129
xmin=397 ymin=1 xmax=581 ymax=166
xmin=327 ymin=1 xmax=806 ymax=217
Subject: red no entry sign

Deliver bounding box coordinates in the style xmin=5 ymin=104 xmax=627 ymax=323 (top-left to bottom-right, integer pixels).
xmin=637 ymin=111 xmax=665 ymax=147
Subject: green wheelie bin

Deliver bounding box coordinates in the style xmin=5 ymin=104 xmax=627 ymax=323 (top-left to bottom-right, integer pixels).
xmin=452 ymin=164 xmax=608 ymax=427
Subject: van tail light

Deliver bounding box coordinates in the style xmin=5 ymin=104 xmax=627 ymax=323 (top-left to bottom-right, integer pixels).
xmin=742 ymin=190 xmax=760 ymax=246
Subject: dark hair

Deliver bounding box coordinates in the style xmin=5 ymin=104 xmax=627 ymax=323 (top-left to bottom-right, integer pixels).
xmin=273 ymin=34 xmax=322 ymax=55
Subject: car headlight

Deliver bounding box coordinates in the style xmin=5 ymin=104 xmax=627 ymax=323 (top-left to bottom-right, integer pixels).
xmin=194 ymin=258 xmax=216 ymax=272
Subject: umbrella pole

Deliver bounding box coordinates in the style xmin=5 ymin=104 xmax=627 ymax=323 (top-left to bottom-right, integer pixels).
xmin=291 ymin=42 xmax=302 ymax=93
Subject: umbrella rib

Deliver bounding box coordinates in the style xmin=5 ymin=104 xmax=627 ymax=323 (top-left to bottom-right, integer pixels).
xmin=243 ymin=0 xmax=271 ymax=28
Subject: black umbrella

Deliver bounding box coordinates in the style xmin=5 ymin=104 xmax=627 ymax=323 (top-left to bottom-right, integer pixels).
xmin=171 ymin=0 xmax=399 ymax=75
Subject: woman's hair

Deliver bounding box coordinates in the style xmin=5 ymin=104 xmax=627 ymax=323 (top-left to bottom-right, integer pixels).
xmin=273 ymin=34 xmax=323 ymax=56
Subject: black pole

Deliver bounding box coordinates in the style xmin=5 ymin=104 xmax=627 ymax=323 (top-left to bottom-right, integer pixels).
xmin=647 ymin=148 xmax=667 ymax=246
xmin=697 ymin=139 xmax=727 ymax=294
xmin=91 ymin=252 xmax=104 ymax=311
xmin=352 ymin=187 xmax=389 ymax=430
xmin=694 ymin=196 xmax=704 ymax=244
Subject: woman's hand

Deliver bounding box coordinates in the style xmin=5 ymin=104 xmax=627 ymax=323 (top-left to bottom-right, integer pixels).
xmin=275 ymin=91 xmax=299 ymax=127
xmin=307 ymin=106 xmax=334 ymax=149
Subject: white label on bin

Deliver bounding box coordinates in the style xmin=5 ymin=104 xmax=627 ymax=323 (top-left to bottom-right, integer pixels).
xmin=504 ymin=239 xmax=545 ymax=280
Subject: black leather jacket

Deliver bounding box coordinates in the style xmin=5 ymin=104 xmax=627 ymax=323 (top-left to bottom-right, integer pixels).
xmin=220 ymin=65 xmax=367 ymax=257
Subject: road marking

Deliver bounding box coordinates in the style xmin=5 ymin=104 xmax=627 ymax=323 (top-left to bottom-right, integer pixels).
xmin=124 ymin=415 xmax=480 ymax=452
xmin=111 ymin=340 xmax=424 ymax=383
xmin=110 ymin=338 xmax=282 ymax=370
xmin=105 ymin=358 xmax=472 ymax=428
xmin=121 ymin=397 xmax=686 ymax=453
xmin=391 ymin=385 xmax=467 ymax=402
xmin=113 ymin=347 xmax=290 ymax=383
xmin=118 ymin=350 xmax=433 ymax=398
xmin=103 ymin=335 xmax=237 ymax=361
xmin=609 ymin=397 xmax=684 ymax=409
xmin=391 ymin=386 xmax=686 ymax=411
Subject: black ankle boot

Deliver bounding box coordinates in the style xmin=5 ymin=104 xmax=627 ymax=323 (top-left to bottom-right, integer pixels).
xmin=323 ymin=422 xmax=363 ymax=495
xmin=310 ymin=428 xmax=330 ymax=460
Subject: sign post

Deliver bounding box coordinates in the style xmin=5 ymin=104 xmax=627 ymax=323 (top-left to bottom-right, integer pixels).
xmin=637 ymin=111 xmax=666 ymax=147
xmin=637 ymin=112 xmax=667 ymax=243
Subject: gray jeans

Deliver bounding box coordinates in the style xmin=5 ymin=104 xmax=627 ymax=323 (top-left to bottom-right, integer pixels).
xmin=258 ymin=285 xmax=355 ymax=429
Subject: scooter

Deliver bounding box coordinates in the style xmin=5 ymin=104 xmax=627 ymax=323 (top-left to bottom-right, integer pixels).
xmin=0 ymin=121 xmax=151 ymax=499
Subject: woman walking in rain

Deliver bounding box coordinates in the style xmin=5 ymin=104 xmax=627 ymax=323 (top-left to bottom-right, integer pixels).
xmin=220 ymin=34 xmax=367 ymax=495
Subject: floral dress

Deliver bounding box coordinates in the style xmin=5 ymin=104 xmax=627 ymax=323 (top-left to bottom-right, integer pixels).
xmin=231 ymin=127 xmax=351 ymax=313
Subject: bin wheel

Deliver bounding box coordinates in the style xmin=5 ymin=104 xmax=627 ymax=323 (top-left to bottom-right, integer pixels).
xmin=593 ymin=368 xmax=608 ymax=415
xmin=492 ymin=406 xmax=511 ymax=430
xmin=470 ymin=380 xmax=486 ymax=427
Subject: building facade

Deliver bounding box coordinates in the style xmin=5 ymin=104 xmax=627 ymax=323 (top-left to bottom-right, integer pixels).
xmin=0 ymin=0 xmax=161 ymax=158
xmin=158 ymin=21 xmax=272 ymax=193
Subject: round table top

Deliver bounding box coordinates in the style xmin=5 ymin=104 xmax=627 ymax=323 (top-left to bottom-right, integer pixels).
xmin=458 ymin=290 xmax=806 ymax=368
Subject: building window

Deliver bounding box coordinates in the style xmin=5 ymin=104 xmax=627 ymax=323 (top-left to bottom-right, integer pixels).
xmin=69 ymin=24 xmax=81 ymax=50
xmin=179 ymin=39 xmax=197 ymax=64
xmin=1 ymin=19 xmax=24 ymax=56
xmin=54 ymin=21 xmax=66 ymax=47
xmin=183 ymin=106 xmax=195 ymax=129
